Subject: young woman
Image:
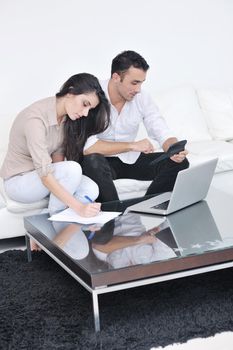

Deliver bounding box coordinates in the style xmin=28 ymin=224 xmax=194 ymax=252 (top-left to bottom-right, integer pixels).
xmin=0 ymin=73 xmax=110 ymax=219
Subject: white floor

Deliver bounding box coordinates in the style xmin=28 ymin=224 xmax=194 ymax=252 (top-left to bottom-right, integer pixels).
xmin=1 ymin=237 xmax=233 ymax=350
xmin=153 ymin=332 xmax=233 ymax=350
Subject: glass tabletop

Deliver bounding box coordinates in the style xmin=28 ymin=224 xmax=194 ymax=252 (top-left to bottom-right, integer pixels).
xmin=24 ymin=187 xmax=233 ymax=287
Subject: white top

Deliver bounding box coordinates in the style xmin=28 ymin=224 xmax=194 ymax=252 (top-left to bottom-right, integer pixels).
xmin=84 ymin=79 xmax=174 ymax=164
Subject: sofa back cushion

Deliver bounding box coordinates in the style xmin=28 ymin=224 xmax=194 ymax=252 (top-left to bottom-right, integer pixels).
xmin=197 ymin=88 xmax=233 ymax=141
xmin=153 ymin=85 xmax=212 ymax=142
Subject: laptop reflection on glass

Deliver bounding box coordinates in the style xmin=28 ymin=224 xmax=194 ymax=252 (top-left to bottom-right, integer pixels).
xmin=126 ymin=158 xmax=218 ymax=216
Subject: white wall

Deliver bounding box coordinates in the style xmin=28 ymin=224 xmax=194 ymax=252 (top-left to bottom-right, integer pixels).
xmin=0 ymin=0 xmax=233 ymax=115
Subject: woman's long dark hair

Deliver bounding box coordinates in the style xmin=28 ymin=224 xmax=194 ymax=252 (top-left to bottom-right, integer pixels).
xmin=56 ymin=73 xmax=110 ymax=162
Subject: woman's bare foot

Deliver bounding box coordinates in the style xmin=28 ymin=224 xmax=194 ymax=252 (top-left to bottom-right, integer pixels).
xmin=30 ymin=239 xmax=41 ymax=251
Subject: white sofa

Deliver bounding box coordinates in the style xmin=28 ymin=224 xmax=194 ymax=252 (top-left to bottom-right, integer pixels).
xmin=1 ymin=85 xmax=233 ymax=239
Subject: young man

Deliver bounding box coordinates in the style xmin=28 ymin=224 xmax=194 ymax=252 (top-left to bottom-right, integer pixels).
xmin=82 ymin=50 xmax=189 ymax=202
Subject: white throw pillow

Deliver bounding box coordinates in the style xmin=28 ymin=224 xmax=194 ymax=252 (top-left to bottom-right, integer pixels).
xmin=197 ymin=88 xmax=233 ymax=141
xmin=154 ymin=85 xmax=212 ymax=142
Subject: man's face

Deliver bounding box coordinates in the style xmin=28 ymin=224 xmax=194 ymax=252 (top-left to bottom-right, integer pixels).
xmin=113 ymin=67 xmax=147 ymax=101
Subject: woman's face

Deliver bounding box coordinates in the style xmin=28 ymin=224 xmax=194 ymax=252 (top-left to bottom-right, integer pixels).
xmin=65 ymin=92 xmax=99 ymax=120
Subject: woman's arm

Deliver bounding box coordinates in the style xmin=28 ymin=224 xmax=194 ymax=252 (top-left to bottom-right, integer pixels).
xmin=41 ymin=173 xmax=100 ymax=217
xmin=52 ymin=153 xmax=65 ymax=163
xmin=53 ymin=224 xmax=81 ymax=247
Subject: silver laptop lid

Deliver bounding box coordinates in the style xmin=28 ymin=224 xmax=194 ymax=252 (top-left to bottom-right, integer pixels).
xmin=166 ymin=158 xmax=218 ymax=214
xmin=126 ymin=158 xmax=218 ymax=215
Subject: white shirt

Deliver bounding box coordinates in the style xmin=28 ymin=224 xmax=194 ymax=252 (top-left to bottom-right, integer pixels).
xmin=84 ymin=79 xmax=174 ymax=164
xmin=93 ymin=213 xmax=176 ymax=267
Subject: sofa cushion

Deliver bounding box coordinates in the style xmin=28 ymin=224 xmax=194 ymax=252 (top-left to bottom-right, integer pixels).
xmin=187 ymin=140 xmax=233 ymax=173
xmin=0 ymin=177 xmax=48 ymax=213
xmin=197 ymin=88 xmax=233 ymax=141
xmin=114 ymin=178 xmax=151 ymax=199
xmin=154 ymin=85 xmax=212 ymax=142
xmin=1 ymin=145 xmax=49 ymax=213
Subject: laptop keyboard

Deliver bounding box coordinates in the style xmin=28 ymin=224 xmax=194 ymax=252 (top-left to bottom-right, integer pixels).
xmin=151 ymin=200 xmax=170 ymax=210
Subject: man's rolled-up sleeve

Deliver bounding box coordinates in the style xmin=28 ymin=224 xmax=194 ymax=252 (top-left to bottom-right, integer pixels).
xmin=140 ymin=91 xmax=175 ymax=146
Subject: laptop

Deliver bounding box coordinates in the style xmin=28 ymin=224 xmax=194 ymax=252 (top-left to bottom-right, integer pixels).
xmin=126 ymin=158 xmax=218 ymax=216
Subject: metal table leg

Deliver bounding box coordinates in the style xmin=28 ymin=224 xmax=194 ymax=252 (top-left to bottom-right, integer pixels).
xmin=92 ymin=291 xmax=100 ymax=332
xmin=25 ymin=234 xmax=32 ymax=262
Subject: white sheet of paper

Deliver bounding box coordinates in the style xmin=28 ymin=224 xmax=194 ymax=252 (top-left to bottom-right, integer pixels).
xmin=48 ymin=208 xmax=121 ymax=224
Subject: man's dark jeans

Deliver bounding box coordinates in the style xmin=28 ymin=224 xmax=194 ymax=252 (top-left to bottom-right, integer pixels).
xmin=81 ymin=152 xmax=189 ymax=202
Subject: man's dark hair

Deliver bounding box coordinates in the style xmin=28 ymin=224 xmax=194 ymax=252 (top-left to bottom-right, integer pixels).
xmin=111 ymin=50 xmax=150 ymax=76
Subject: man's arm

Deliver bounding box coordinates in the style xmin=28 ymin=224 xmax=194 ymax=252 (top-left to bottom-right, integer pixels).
xmin=162 ymin=137 xmax=188 ymax=163
xmin=84 ymin=138 xmax=155 ymax=156
xmin=92 ymin=233 xmax=156 ymax=254
xmin=162 ymin=137 xmax=178 ymax=152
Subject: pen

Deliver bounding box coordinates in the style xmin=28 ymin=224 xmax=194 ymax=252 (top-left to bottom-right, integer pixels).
xmin=84 ymin=195 xmax=93 ymax=203
xmin=85 ymin=194 xmax=101 ymax=211
xmin=84 ymin=195 xmax=96 ymax=240
xmin=87 ymin=231 xmax=95 ymax=240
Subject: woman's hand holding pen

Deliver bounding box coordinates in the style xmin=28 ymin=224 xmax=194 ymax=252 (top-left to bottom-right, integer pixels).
xmin=78 ymin=202 xmax=101 ymax=217
xmin=73 ymin=195 xmax=100 ymax=218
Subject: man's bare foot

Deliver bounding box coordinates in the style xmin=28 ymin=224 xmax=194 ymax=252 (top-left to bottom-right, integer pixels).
xmin=30 ymin=239 xmax=41 ymax=251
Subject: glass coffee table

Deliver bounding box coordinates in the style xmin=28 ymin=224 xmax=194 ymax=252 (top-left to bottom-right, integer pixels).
xmin=24 ymin=187 xmax=233 ymax=332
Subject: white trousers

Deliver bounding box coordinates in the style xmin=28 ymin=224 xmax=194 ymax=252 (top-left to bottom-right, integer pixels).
xmin=4 ymin=161 xmax=99 ymax=215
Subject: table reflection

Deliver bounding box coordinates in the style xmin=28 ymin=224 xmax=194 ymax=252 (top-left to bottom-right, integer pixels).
xmin=84 ymin=214 xmax=176 ymax=268
xmin=49 ymin=200 xmax=232 ymax=268
xmin=52 ymin=222 xmax=89 ymax=260
xmin=162 ymin=200 xmax=223 ymax=255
